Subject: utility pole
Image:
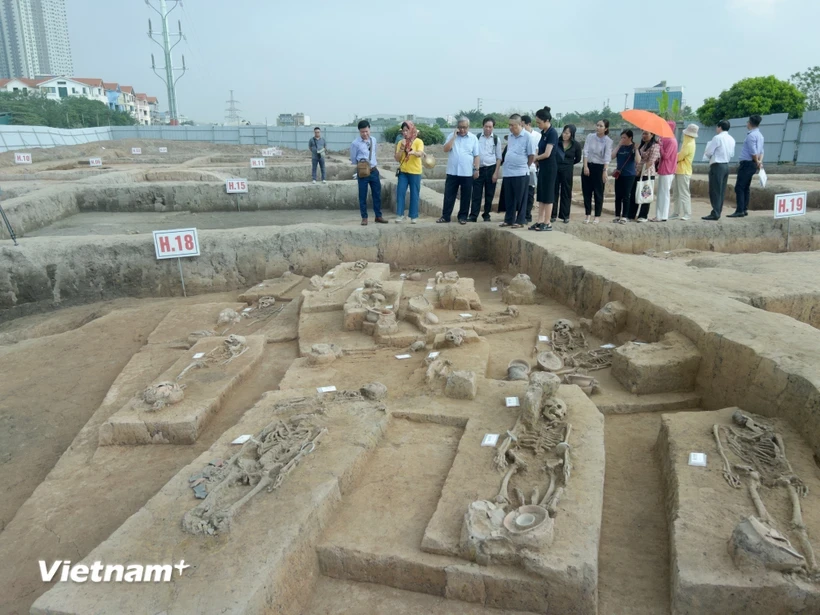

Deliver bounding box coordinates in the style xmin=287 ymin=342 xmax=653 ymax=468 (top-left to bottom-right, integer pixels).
xmin=477 ymin=98 xmax=483 ymax=112
xmin=147 ymin=0 xmax=187 ymax=126
xmin=624 ymin=93 xmax=629 ymax=110
xmin=225 ymin=90 xmax=241 ymax=125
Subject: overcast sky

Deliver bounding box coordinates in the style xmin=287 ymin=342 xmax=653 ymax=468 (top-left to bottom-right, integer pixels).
xmin=67 ymin=0 xmax=819 ymax=125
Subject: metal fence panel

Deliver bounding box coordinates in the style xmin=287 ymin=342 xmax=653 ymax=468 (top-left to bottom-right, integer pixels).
xmin=796 ymin=110 xmax=820 ymax=165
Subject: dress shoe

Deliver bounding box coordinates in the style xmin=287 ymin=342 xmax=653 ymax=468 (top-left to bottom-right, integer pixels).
xmin=361 ymin=218 xmax=368 ymax=225
xmin=701 ymin=213 xmax=718 ymax=220
xmin=468 ymin=217 xmax=478 ymax=222
xmin=374 ymin=217 xmax=388 ymax=224
xmin=727 ymin=212 xmax=744 ymax=218
xmin=743 ymin=212 xmax=749 ymax=216
xmin=482 ymin=215 xmax=491 ymax=222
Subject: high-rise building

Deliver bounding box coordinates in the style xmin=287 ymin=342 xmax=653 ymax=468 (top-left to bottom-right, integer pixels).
xmin=0 ymin=0 xmax=73 ymax=79
xmin=633 ymin=81 xmax=683 ymax=112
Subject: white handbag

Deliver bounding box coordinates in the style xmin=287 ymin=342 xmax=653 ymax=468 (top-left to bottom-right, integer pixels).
xmin=635 ymin=161 xmax=656 ymax=205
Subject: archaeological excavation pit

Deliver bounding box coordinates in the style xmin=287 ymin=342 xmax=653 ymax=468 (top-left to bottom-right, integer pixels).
xmin=1 ymin=142 xmax=819 ymax=615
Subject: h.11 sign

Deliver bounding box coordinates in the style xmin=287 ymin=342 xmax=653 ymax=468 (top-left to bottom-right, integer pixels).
xmin=774 ymin=192 xmax=807 ymax=219
xmin=152 ymin=228 xmax=200 ymax=259
xmin=226 ymin=178 xmax=248 ymax=193
xmin=250 ymin=158 xmax=265 ymax=168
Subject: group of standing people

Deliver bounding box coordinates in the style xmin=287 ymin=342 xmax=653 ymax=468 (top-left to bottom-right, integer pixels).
xmin=344 ymin=112 xmax=765 ymax=227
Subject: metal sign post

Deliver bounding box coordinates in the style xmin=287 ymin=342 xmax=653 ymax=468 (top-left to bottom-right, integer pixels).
xmin=773 ymin=191 xmax=807 ymax=252
xmin=153 ymin=228 xmax=200 ymax=297
xmin=226 ymin=179 xmax=248 ymax=213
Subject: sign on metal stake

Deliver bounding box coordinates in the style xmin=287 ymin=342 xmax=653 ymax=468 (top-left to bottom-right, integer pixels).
xmin=774 ymin=191 xmax=807 ymax=252
xmin=153 ymin=228 xmax=200 ymax=297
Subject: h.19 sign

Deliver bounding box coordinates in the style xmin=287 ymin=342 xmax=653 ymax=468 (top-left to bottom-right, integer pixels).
xmin=131 ymin=147 xmax=142 ymax=155
xmin=250 ymin=158 xmax=265 ymax=168
xmin=774 ymin=191 xmax=807 ymax=219
xmin=89 ymin=158 xmax=102 ymax=167
xmin=226 ymin=178 xmax=248 ymax=193
xmin=14 ymin=152 xmax=32 ymax=164
xmin=152 ymin=228 xmax=200 ymax=260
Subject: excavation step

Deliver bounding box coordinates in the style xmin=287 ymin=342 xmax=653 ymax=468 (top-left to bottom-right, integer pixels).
xmin=99 ymin=335 xmax=265 ymax=445
xmin=32 ymin=389 xmax=390 ymax=615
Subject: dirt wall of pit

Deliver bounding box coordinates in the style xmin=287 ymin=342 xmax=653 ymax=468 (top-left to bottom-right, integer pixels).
xmin=0 ymin=181 xmax=369 ymax=238
xmin=0 ymin=225 xmax=484 ymax=321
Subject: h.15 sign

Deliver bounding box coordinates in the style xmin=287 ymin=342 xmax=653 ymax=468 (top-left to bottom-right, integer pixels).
xmin=226 ymin=179 xmax=248 ymax=193
xmin=153 ymin=228 xmax=200 ymax=260
xmin=774 ymin=192 xmax=807 ymax=219
xmin=14 ymin=152 xmax=32 ymax=164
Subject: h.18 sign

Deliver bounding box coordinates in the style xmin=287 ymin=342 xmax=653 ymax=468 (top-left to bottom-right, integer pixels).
xmin=774 ymin=191 xmax=808 ymax=219
xmin=152 ymin=228 xmax=200 ymax=260
xmin=250 ymin=158 xmax=265 ymax=168
xmin=14 ymin=152 xmax=32 ymax=164
xmin=226 ymin=179 xmax=248 ymax=193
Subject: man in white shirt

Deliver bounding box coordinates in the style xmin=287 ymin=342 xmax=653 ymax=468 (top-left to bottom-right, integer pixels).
xmin=469 ymin=117 xmax=503 ymax=222
xmin=701 ymin=120 xmax=737 ymax=220
xmin=439 ymin=117 xmax=480 ymax=224
xmin=522 ymin=115 xmax=541 ymax=223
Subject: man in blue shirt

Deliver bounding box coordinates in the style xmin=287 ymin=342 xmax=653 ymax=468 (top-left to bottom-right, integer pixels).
xmin=728 ymin=114 xmax=764 ymax=218
xmin=500 ymin=114 xmax=536 ymax=228
xmin=349 ymin=120 xmax=387 ymax=226
xmin=437 ymin=117 xmax=480 ymax=224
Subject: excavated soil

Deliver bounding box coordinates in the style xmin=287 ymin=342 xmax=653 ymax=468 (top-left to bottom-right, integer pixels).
xmin=1 ymin=142 xmax=819 ymax=615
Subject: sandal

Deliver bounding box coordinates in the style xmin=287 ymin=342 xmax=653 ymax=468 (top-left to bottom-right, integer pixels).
xmin=511 ymin=224 xmax=524 ymax=229
xmin=528 ymin=223 xmax=540 ymax=230
xmin=583 ymin=217 xmax=591 ymax=224
xmin=436 ymin=218 xmax=449 ymax=223
xmin=537 ymin=224 xmax=553 ymax=232
xmin=499 ymin=222 xmax=513 ymax=227
xmin=593 ymin=218 xmax=600 ymax=225
xmin=618 ymin=218 xmax=627 ymax=224
xmin=648 ymin=217 xmax=659 ymax=222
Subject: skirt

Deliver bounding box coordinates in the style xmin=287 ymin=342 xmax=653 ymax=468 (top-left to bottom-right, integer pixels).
xmin=536 ymin=160 xmax=557 ymax=203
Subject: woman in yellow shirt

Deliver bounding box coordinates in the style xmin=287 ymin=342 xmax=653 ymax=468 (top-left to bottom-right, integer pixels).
xmin=671 ymin=124 xmax=698 ymax=220
xmin=394 ymin=121 xmax=424 ymax=223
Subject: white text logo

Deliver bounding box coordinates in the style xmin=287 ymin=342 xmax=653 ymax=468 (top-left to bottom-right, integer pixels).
xmin=39 ymin=560 xmax=190 ymax=583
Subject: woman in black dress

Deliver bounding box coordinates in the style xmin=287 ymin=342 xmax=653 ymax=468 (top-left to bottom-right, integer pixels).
xmin=529 ymin=106 xmax=559 ymax=231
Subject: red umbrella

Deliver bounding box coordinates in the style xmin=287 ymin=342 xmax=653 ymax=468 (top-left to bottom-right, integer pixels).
xmin=620 ymin=110 xmax=675 ymax=138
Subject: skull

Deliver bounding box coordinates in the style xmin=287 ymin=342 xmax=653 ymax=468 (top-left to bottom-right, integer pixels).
xmin=225 ymin=334 xmax=246 ymax=350
xmin=364 ymin=278 xmax=383 ymax=290
xmin=444 ymin=328 xmax=466 ymax=347
xmin=258 ymin=296 xmax=276 ymax=309
xmin=553 ymin=319 xmax=574 ymax=333
xmin=505 ymin=305 xmax=520 ymax=318
xmin=542 ymin=397 xmax=567 ymax=421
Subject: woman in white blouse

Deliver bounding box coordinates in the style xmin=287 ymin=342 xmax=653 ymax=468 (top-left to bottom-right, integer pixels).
xmin=581 ymin=120 xmax=613 ymax=224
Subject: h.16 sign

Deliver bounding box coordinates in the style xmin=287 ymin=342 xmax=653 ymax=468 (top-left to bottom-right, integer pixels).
xmin=226 ymin=178 xmax=248 ymax=193
xmin=152 ymin=228 xmax=200 ymax=260
xmin=774 ymin=192 xmax=807 ymax=219
xmin=14 ymin=152 xmax=32 ymax=164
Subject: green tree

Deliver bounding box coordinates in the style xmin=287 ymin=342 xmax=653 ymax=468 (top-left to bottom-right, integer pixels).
xmin=696 ymin=76 xmax=806 ymax=125
xmin=383 ymin=124 xmax=445 ymax=145
xmin=790 ymin=66 xmax=820 ymax=111
xmin=657 ymin=90 xmax=681 ymax=120
xmin=0 ymin=91 xmax=136 ymax=127
xmin=557 ymin=106 xmax=623 ymax=129
xmin=435 ymin=117 xmax=449 ymax=128
xmin=453 ymin=109 xmax=511 ymax=128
